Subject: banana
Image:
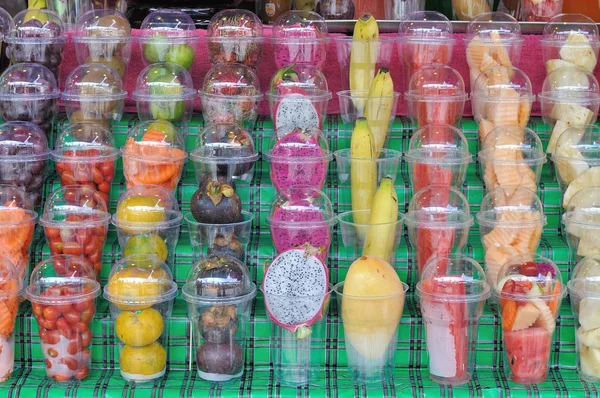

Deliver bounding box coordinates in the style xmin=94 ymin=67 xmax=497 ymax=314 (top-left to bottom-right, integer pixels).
xmin=350 ymin=14 xmax=379 ymax=114
xmin=364 ymin=67 xmax=394 ymax=152
xmin=25 ymin=0 xmax=48 ymax=24
xmin=362 ymin=177 xmax=398 ymax=263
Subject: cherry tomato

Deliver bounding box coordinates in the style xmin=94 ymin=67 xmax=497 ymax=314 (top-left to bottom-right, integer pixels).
xmin=75 ymin=365 xmax=89 ymax=380
xmin=92 ymin=167 xmax=104 ymax=185
xmin=31 ymin=303 xmax=44 ymax=317
xmin=57 ymin=318 xmax=72 ymax=339
xmin=63 ymin=187 xmax=78 ymax=204
xmin=98 ymin=181 xmax=111 ymax=195
xmin=63 ymin=310 xmax=80 ymax=325
xmin=84 ymin=235 xmax=99 ymax=256
xmin=62 ymin=242 xmax=83 ymax=256
xmin=60 ymin=171 xmax=76 ymax=186
xmin=76 ymin=228 xmax=91 ymax=246
xmin=520 ymin=261 xmax=539 ymax=277
xmin=67 ymin=335 xmax=82 ymax=355
xmin=43 ymin=287 xmax=63 ymax=297
xmin=45 ymin=227 xmax=60 ymax=240
xmin=502 ymin=279 xmax=515 ymax=294
xmin=100 ymin=162 xmax=114 ymax=178
xmin=74 ymin=169 xmax=91 ymax=183
xmin=72 ymin=322 xmax=89 ymax=333
xmin=61 ymin=357 xmax=79 ymax=371
xmin=73 ymin=300 xmax=91 ymax=313
xmin=80 ymin=330 xmax=92 ymax=348
xmin=54 ymin=373 xmax=73 ymax=383
xmin=80 ymin=307 xmax=95 ymax=324
xmin=53 ymin=303 xmax=72 ymax=314
xmin=81 ymin=348 xmax=91 ymax=363
xmin=47 ymin=348 xmax=58 ymax=358
xmin=88 ymin=250 xmax=101 ymax=264
xmin=42 ymin=306 xmax=60 ymax=321
xmin=65 ymin=215 xmax=83 ymax=223
xmin=40 ymin=329 xmax=60 ymax=344
xmin=49 ymin=240 xmax=64 ymax=255
xmin=46 ymin=359 xmax=52 ymax=369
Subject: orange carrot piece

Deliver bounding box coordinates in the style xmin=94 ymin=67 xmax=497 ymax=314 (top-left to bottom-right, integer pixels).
xmin=502 ymin=300 xmax=518 ymax=331
xmin=548 ymin=281 xmax=562 ymax=315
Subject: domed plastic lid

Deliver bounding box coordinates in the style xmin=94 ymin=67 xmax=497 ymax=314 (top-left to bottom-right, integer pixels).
xmin=207 ymin=9 xmax=263 ymax=38
xmin=0 ymin=63 xmax=60 ymax=100
xmin=272 ymin=10 xmax=328 ymax=39
xmin=6 ymin=9 xmax=65 ymax=43
xmin=73 ymin=9 xmax=131 ymax=42
xmin=140 ymin=9 xmax=197 ymax=39
xmin=112 ymin=184 xmax=182 ymax=230
xmin=406 ymin=124 xmax=471 ymax=165
xmin=538 ymin=68 xmax=600 ymax=104
xmin=0 ymin=257 xmax=21 ymax=299
xmin=266 ymin=187 xmax=336 ymax=227
xmin=268 ymin=64 xmax=329 ymax=96
xmin=472 ymin=66 xmax=534 ymax=102
xmin=405 ymin=65 xmax=467 ymax=101
xmin=191 ymin=123 xmax=258 ymax=165
xmin=416 ymin=255 xmax=490 ymax=303
xmin=264 ymin=127 xmax=331 ymax=162
xmin=477 ymin=185 xmax=546 ymax=227
xmin=182 ymin=255 xmax=256 ymax=304
xmin=26 ymin=255 xmax=101 ymax=305
xmin=120 ymin=120 xmax=187 ymax=162
xmin=201 ymin=63 xmax=261 ymax=98
xmin=0 ymin=121 xmax=50 ymax=161
xmin=132 ymin=62 xmax=196 ymax=102
xmin=563 ymin=187 xmax=600 ymax=226
xmin=0 ymin=184 xmax=37 ymax=228
xmin=554 ymin=125 xmax=600 ymax=162
xmin=466 ymin=12 xmax=523 ymax=42
xmin=103 ymin=254 xmax=177 ymax=306
xmin=479 ymin=125 xmax=546 ymax=164
xmin=40 ymin=185 xmax=110 ymax=228
xmin=53 ymin=122 xmax=118 ymax=161
xmin=0 ymin=8 xmax=14 ymax=39
xmin=569 ymin=255 xmax=600 ymax=296
xmin=494 ymin=254 xmax=564 ymax=300
xmin=542 ymin=13 xmax=600 ymax=45
xmin=62 ymin=63 xmax=127 ymax=102
xmin=404 ymin=186 xmax=473 ymax=228
xmin=398 ymin=11 xmax=454 ymax=43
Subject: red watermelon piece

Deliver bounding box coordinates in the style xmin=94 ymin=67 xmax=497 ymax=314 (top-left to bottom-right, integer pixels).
xmin=416 ymin=85 xmax=463 ymax=128
xmin=412 ymin=163 xmax=453 ymax=194
xmin=403 ymin=41 xmax=452 ymax=77
xmin=504 ymin=327 xmax=552 ymax=384
xmin=417 ymin=226 xmax=454 ymax=276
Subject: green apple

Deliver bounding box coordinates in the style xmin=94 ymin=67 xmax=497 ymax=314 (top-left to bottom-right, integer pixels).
xmin=143 ymin=34 xmax=170 ymax=63
xmin=148 ymin=75 xmax=184 ymax=96
xmin=146 ymin=120 xmax=179 ymax=143
xmin=165 ymin=44 xmax=194 ymax=70
xmin=150 ymin=101 xmax=185 ymax=121
xmin=145 ymin=65 xmax=171 ymax=83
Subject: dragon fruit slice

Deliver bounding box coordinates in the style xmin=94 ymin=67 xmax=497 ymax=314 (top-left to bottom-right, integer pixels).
xmin=273 ymin=23 xmax=327 ymax=69
xmin=263 ymin=244 xmax=329 ymax=337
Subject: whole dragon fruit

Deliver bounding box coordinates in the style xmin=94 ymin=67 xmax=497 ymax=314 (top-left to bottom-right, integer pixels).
xmin=263 ymin=244 xmax=329 ymax=338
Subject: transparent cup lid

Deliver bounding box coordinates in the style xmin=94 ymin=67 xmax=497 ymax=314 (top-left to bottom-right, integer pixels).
xmin=207 ymin=9 xmax=263 ymax=38
xmin=465 ymin=12 xmax=523 ymax=42
xmin=266 ymin=187 xmax=336 ymax=227
xmin=0 ymin=8 xmax=13 ymax=39
xmin=53 ymin=122 xmax=118 ymax=161
xmin=479 ymin=125 xmax=546 ymax=164
xmin=6 ymin=9 xmax=65 ymax=42
xmin=201 ymin=63 xmax=261 ymax=98
xmin=554 ymin=125 xmax=600 ymax=162
xmin=133 ymin=62 xmax=196 ymax=101
xmin=404 ymin=185 xmax=473 ymax=228
xmin=405 ymin=124 xmax=471 ymax=165
xmin=494 ymin=254 xmax=564 ymax=301
xmin=477 ymin=185 xmax=546 ymax=227
xmin=0 ymin=257 xmax=20 ymax=299
xmin=190 ymin=123 xmax=258 ymax=165
xmin=0 ymin=121 xmax=50 ymax=161
xmin=140 ymin=9 xmax=197 ymax=39
xmin=0 ymin=184 xmax=33 ymax=211
xmin=62 ymin=63 xmax=127 ymax=102
xmin=542 ymin=13 xmax=600 ymax=45
xmin=272 ymin=10 xmax=328 ymax=40
xmin=112 ymin=184 xmax=181 ymax=230
xmin=121 ymin=120 xmax=186 ymax=162
xmin=268 ymin=64 xmax=329 ymax=96
xmin=563 ymin=187 xmax=600 ymax=225
xmin=74 ymin=9 xmax=131 ymax=41
xmin=538 ymin=68 xmax=600 ymax=104
xmin=569 ymin=255 xmax=600 ymax=296
xmin=0 ymin=63 xmax=60 ymax=100
xmin=398 ymin=11 xmax=454 ymax=43
xmin=40 ymin=185 xmax=110 ymax=228
xmin=472 ymin=66 xmax=534 ymax=102
xmin=405 ymin=64 xmax=467 ymax=101
xmin=264 ymin=127 xmax=331 ymax=162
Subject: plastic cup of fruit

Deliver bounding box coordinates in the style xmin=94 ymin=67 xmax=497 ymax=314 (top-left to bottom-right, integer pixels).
xmin=520 ymin=0 xmax=563 ymax=22
xmin=478 ymin=125 xmax=546 ymax=193
xmin=540 ymin=14 xmax=600 ymax=75
xmin=138 ymin=10 xmax=199 ymax=71
xmin=0 ymin=63 xmax=60 ymax=137
xmin=271 ymin=10 xmax=329 ymax=69
xmin=4 ymin=9 xmax=67 ymax=82
xmin=452 ymin=0 xmax=494 ymax=20
xmin=205 ymin=9 xmax=264 ymax=70
xmin=493 ymin=255 xmax=565 ymax=385
xmin=562 ymin=187 xmax=600 ymax=265
xmin=112 ymin=184 xmax=183 ymax=273
xmin=121 ymin=120 xmax=188 ymax=193
xmin=263 ymin=128 xmax=331 ymax=195
xmin=0 ymin=121 xmax=50 ymax=208
xmin=72 ymin=9 xmax=132 ymax=79
xmin=416 ymin=255 xmax=490 ymax=385
xmin=337 ymin=90 xmax=400 ymax=137
xmin=40 ymin=186 xmax=110 ymax=278
xmin=62 ymin=63 xmax=127 ymax=128
xmin=405 ymin=124 xmax=471 ymax=192
xmin=0 ymin=8 xmax=13 ymax=76
xmin=182 ymin=255 xmax=256 ymax=382
xmin=471 ymin=66 xmax=535 ymax=142
xmin=539 ymin=69 xmax=600 ymax=155
xmin=25 ymin=255 xmax=101 ymax=383
xmin=52 ymin=122 xmax=119 ymax=205
xmin=266 ymin=187 xmax=336 ymax=263
xmin=0 ymin=257 xmax=22 ymax=383
xmin=397 ymin=11 xmax=455 ymax=86
xmin=477 ymin=186 xmax=546 ymax=295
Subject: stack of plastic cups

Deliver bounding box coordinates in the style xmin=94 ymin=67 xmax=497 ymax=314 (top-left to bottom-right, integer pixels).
xmin=0 ymin=258 xmax=20 ymax=383
xmin=416 ymin=255 xmax=490 ymax=385
xmin=562 ymin=187 xmax=600 ymax=268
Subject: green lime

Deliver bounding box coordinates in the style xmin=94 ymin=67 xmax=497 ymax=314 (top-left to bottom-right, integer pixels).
xmin=143 ymin=34 xmax=170 ymax=63
xmin=150 ymin=101 xmax=185 ymax=121
xmin=165 ymin=44 xmax=194 ymax=70
xmin=146 ymin=120 xmax=178 ymax=143
xmin=145 ymin=65 xmax=171 ymax=83
xmin=148 ymin=75 xmax=183 ymax=96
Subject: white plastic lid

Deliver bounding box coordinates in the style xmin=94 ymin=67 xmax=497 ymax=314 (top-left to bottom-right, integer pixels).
xmin=538 ymin=67 xmax=600 ymax=104
xmin=73 ymin=8 xmax=131 ymax=42
xmin=405 ymin=124 xmax=471 ymax=165
xmin=53 ymin=122 xmax=118 ymax=161
xmin=207 ymin=9 xmax=263 ymax=38
xmin=465 ymin=12 xmax=523 ymax=42
xmin=542 ymin=13 xmax=600 ymax=45
xmin=272 ymin=10 xmax=328 ymax=39
xmin=477 ymin=185 xmax=546 ymax=227
xmin=404 ymin=186 xmax=473 ymax=228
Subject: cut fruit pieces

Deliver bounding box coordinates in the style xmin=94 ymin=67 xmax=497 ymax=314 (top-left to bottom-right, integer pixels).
xmin=563 ymin=166 xmax=600 ymax=208
xmin=580 ymin=343 xmax=600 ymax=378
xmin=578 ymin=326 xmax=600 ymax=348
xmin=530 ymin=298 xmax=556 ymax=333
xmin=550 ymin=104 xmax=594 ymax=128
xmin=559 ymin=32 xmax=598 ymax=73
xmin=547 ymin=120 xmax=568 ymax=154
xmin=511 ymin=302 xmax=540 ymax=331
xmin=546 ymin=59 xmax=578 ymax=74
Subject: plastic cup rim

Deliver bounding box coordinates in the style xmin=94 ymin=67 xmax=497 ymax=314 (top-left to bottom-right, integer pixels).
xmin=476 ymin=211 xmax=548 ymax=228
xmin=540 ymin=37 xmax=600 ymax=47
xmin=40 ymin=210 xmax=111 ymax=228
xmin=492 ymin=285 xmax=565 ymax=302
xmin=27 ymin=279 xmax=101 ymax=305
xmin=138 ymin=34 xmax=199 ymax=42
xmin=263 ymin=149 xmax=332 ymax=163
xmin=4 ymin=33 xmax=67 ymax=45
xmin=405 ymin=150 xmax=472 ymax=165
xmin=567 ymin=278 xmax=600 ymax=298
xmin=72 ymin=35 xmax=132 ymax=44
xmin=120 ymin=146 xmax=188 ymax=163
xmin=190 ymin=150 xmax=259 ymax=164
xmin=333 ymin=280 xmax=409 ymax=299
xmin=266 ymin=213 xmax=337 ymax=228
xmin=405 ymin=92 xmax=469 ymax=102
xmin=199 ymin=92 xmax=263 ymax=101
xmin=416 ymin=281 xmax=491 ymax=303
xmin=182 ymin=281 xmax=257 ymax=305
xmin=397 ymin=36 xmax=456 ymax=44
xmin=266 ymin=91 xmax=332 ymax=101
xmin=205 ymin=36 xmax=263 ymax=43
xmin=103 ymin=279 xmax=178 ymax=306
xmin=0 ymin=208 xmax=36 ymax=227
xmin=112 ymin=210 xmax=183 ymax=231
xmin=337 ymin=210 xmax=403 ymax=227
xmin=471 ymin=93 xmax=535 ymax=103
xmin=334 ymin=36 xmax=396 ymax=44
xmin=184 ymin=210 xmax=254 ymax=228
xmin=62 ymin=91 xmax=128 ymax=102
xmin=132 ymin=89 xmax=198 ymax=101
xmin=463 ymin=35 xmax=524 ymax=44
xmin=52 ymin=147 xmax=120 ymax=162
xmin=478 ymin=150 xmax=547 ymax=165
xmin=270 ymin=36 xmax=330 ymax=44
xmin=404 ymin=212 xmax=474 ymax=229
xmin=562 ymin=211 xmax=600 ymax=228
xmin=336 ymin=89 xmax=401 ymax=100
xmin=260 ymin=283 xmax=333 ymax=300
xmin=333 ymin=148 xmax=402 ymax=162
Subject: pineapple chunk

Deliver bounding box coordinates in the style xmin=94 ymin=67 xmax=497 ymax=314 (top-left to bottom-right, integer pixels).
xmin=580 ymin=344 xmax=600 ymax=378
xmin=578 ymin=326 xmax=600 ymax=348
xmin=559 ymin=32 xmax=598 ymax=73
xmin=563 ymin=167 xmax=600 ymax=208
xmin=546 ymin=59 xmax=579 ymax=74
xmin=579 ymin=298 xmax=600 ymax=331
xmin=547 ymin=120 xmax=569 ymax=154
xmin=511 ymin=302 xmax=540 ymax=331
xmin=551 ymin=103 xmax=594 ymax=127
xmin=577 ymin=230 xmax=600 ymax=257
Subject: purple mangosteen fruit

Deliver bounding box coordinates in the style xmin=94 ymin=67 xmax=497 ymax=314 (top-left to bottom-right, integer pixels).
xmin=190 ymin=180 xmax=242 ymax=224
xmin=198 ymin=305 xmax=238 ymax=344
xmin=196 ymin=341 xmax=243 ymax=375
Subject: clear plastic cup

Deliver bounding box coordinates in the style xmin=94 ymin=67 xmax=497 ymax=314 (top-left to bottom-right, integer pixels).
xmin=271 ymin=10 xmax=329 ymax=69
xmin=0 ymin=8 xmax=13 ymax=76
xmin=104 ymin=255 xmax=178 ymax=383
xmin=121 ymin=120 xmax=187 ymax=192
xmin=40 ymin=186 xmax=110 ymax=277
xmin=25 ymin=255 xmax=101 ymax=383
xmin=138 ymin=9 xmax=198 ymax=71
xmin=316 ymin=0 xmax=355 ymax=19
xmin=205 ymin=9 xmax=263 ymax=70
xmin=52 ymin=122 xmax=119 ymax=204
xmin=416 ymin=255 xmax=490 ymax=385
xmin=0 ymin=121 xmax=50 ymax=207
xmin=405 ymin=64 xmax=468 ymax=128
xmin=493 ymin=255 xmax=565 ymax=385
xmin=263 ymin=128 xmax=331 ymax=195
xmin=478 ymin=125 xmax=546 ymax=193
xmin=385 ymin=0 xmax=426 ymax=19
xmin=0 ymin=257 xmax=21 ymax=383
xmin=406 ymin=124 xmax=471 ymax=192
xmin=539 ymin=69 xmax=600 ymax=154
xmin=477 ymin=186 xmax=546 ymax=290
xmin=62 ymin=63 xmax=127 ymax=128
xmin=541 ymin=14 xmax=600 ymax=75
xmin=471 ymin=66 xmax=535 ymax=142
xmin=452 ymin=0 xmax=493 ymax=20
xmin=182 ymin=256 xmax=256 ymax=382
xmin=405 ymin=186 xmax=473 ymax=280
xmin=200 ymin=64 xmax=262 ymax=130
xmin=562 ymin=187 xmax=600 ymax=265
xmin=520 ymin=0 xmax=563 ymax=21
xmin=132 ymin=62 xmax=197 ymax=129
xmin=266 ymin=187 xmax=336 ymax=263
xmin=267 ymin=65 xmax=331 ymax=135
xmin=190 ymin=124 xmax=258 ymax=186
xmin=72 ymin=9 xmax=132 ymax=78
xmin=4 ymin=9 xmax=67 ymax=82
xmin=0 ymin=63 xmax=60 ymax=137
xmin=112 ymin=185 xmax=183 ymax=270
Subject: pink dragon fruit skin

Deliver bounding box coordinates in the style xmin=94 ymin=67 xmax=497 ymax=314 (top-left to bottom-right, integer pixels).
xmin=273 ymin=24 xmax=327 ymax=69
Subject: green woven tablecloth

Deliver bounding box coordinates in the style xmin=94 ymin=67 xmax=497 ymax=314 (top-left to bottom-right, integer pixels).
xmin=0 ymin=115 xmax=594 ymax=397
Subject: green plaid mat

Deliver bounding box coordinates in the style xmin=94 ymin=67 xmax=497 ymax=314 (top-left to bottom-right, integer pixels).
xmin=0 ymin=115 xmax=593 ymax=397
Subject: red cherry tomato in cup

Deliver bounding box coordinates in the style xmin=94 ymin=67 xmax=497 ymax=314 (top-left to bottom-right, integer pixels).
xmin=63 ymin=309 xmax=80 ymax=325
xmin=57 ymin=318 xmax=72 ymax=339
xmin=75 ymin=365 xmax=89 ymax=380
xmin=40 ymin=329 xmax=60 ymax=344
xmin=80 ymin=330 xmax=92 ymax=348
xmin=42 ymin=306 xmax=60 ymax=321
xmin=520 ymin=261 xmax=539 ymax=277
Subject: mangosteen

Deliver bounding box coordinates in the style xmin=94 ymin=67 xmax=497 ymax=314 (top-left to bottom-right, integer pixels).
xmin=198 ymin=173 xmax=234 ymax=191
xmin=195 ymin=255 xmax=248 ymax=298
xmin=190 ymin=180 xmax=242 ymax=224
xmin=213 ymin=127 xmax=256 ymax=178
xmin=196 ymin=341 xmax=243 ymax=375
xmin=198 ymin=305 xmax=238 ymax=344
xmin=208 ymin=233 xmax=244 ymax=261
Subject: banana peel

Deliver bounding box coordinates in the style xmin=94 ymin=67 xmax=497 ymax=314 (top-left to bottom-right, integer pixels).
xmin=350 ymin=14 xmax=379 ymax=114
xmin=362 ymin=177 xmax=398 ymax=263
xmin=364 ymin=67 xmax=394 ymax=153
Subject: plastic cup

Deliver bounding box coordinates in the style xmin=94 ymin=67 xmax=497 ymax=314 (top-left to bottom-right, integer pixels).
xmin=333 ymin=280 xmax=408 ymax=384
xmin=0 ymin=257 xmax=21 ymax=383
xmin=185 ymin=211 xmax=255 ymax=263
xmin=478 ymin=125 xmax=546 ymax=193
xmin=471 ymin=66 xmax=535 ymax=142
xmin=205 ymin=9 xmax=263 ymax=70
xmin=416 ymin=255 xmax=490 ymax=385
xmin=0 ymin=121 xmax=50 ymax=208
xmin=404 ymin=186 xmax=473 ymax=281
xmin=52 ymin=122 xmax=119 ymax=204
xmin=385 ymin=0 xmax=426 ymax=19
xmin=121 ymin=120 xmax=187 ymax=193
xmin=138 ymin=10 xmax=199 ymax=71
xmin=493 ymin=255 xmax=565 ymax=385
xmin=337 ymin=210 xmax=404 ymax=266
xmin=477 ymin=186 xmax=546 ymax=291
xmin=406 ymin=124 xmax=471 ymax=192
xmin=200 ymin=64 xmax=262 ymax=130
xmin=112 ymin=185 xmax=183 ymax=272
xmin=452 ymin=0 xmax=493 ymax=20
xmin=316 ymin=0 xmax=355 ymax=19
xmin=104 ymin=255 xmax=178 ymax=383
xmin=520 ymin=0 xmax=563 ymax=21
xmin=25 ymin=255 xmax=101 ymax=383
xmin=72 ymin=9 xmax=132 ymax=79
xmin=0 ymin=8 xmax=13 ymax=76
xmin=562 ymin=187 xmax=600 ymax=266
xmin=263 ymin=128 xmax=331 ymax=195
xmin=4 ymin=9 xmax=67 ymax=82
xmin=182 ymin=256 xmax=256 ymax=382
xmin=40 ymin=186 xmax=110 ymax=277
xmin=541 ymin=14 xmax=600 ymax=75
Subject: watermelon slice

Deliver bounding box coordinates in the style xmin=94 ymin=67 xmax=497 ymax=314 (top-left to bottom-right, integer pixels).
xmin=504 ymin=327 xmax=552 ymax=384
xmin=416 ymin=85 xmax=463 ymax=128
xmin=412 ymin=163 xmax=453 ymax=195
xmin=417 ymin=226 xmax=454 ymax=276
xmin=403 ymin=41 xmax=452 ymax=78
